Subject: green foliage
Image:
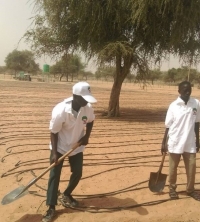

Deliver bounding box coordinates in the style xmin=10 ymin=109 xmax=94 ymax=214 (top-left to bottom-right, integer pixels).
xmin=50 ymin=54 xmax=85 ymax=81
xmin=24 ymin=0 xmax=200 ymax=116
xmin=5 ymin=50 xmax=39 ymax=75
xmin=165 ymin=68 xmax=177 ymax=83
xmin=147 ymin=69 xmax=162 ymax=85
xmin=163 ymin=66 xmax=200 ymax=83
xmin=95 ymin=66 xmax=115 ymax=81
xmin=78 ymin=70 xmax=94 ymax=81
xmin=125 ymin=72 xmax=135 ymax=83
xmin=25 ymin=0 xmax=200 ymax=69
xmin=0 ymin=66 xmax=7 ymax=73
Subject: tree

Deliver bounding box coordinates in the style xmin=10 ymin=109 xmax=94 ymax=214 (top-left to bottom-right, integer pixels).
xmin=165 ymin=68 xmax=178 ymax=83
xmin=95 ymin=66 xmax=115 ymax=81
xmin=50 ymin=54 xmax=85 ymax=81
xmin=49 ymin=60 xmax=63 ymax=80
xmin=5 ymin=50 xmax=39 ymax=76
xmin=25 ymin=0 xmax=200 ymax=116
xmin=0 ymin=66 xmax=7 ymax=74
xmin=175 ymin=66 xmax=199 ymax=82
xmin=163 ymin=67 xmax=199 ymax=84
xmin=79 ymin=70 xmax=94 ymax=81
xmin=147 ymin=69 xmax=161 ymax=85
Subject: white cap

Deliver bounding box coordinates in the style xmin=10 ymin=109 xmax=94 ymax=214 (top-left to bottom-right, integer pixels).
xmin=73 ymin=82 xmax=97 ymax=103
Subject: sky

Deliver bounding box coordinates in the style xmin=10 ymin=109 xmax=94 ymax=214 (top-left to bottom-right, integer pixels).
xmin=0 ymin=0 xmax=55 ymax=69
xmin=0 ymin=0 xmax=199 ymax=72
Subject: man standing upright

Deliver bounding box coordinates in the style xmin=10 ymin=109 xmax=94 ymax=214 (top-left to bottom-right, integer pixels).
xmin=161 ymin=81 xmax=200 ymax=201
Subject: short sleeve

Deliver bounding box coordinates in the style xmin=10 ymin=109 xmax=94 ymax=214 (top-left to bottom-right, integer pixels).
xmin=165 ymin=105 xmax=174 ymax=128
xmin=195 ymin=99 xmax=200 ymax=122
xmin=87 ymin=104 xmax=95 ymax=123
xmin=49 ymin=103 xmax=66 ymax=133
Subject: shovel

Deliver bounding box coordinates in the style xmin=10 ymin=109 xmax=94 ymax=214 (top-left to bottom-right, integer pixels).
xmin=1 ymin=143 xmax=80 ymax=205
xmin=148 ymin=152 xmax=167 ymax=193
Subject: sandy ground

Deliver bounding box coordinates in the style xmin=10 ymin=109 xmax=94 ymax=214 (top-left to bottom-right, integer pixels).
xmin=0 ymin=76 xmax=200 ymax=222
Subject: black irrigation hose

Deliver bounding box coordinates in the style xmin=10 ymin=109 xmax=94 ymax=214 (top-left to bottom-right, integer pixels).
xmin=0 ymin=137 xmax=48 ymax=146
xmin=0 ymin=134 xmax=48 ymax=140
xmin=2 ymin=156 xmax=200 ymax=179
xmin=5 ymin=143 xmax=48 ymax=153
xmin=58 ymin=198 xmax=172 ymax=213
xmin=1 ymin=138 xmax=200 ymax=212
xmin=15 ymin=159 xmax=48 ymax=166
xmin=1 ymin=149 xmax=48 ymax=163
xmin=33 ymin=181 xmax=190 ymax=213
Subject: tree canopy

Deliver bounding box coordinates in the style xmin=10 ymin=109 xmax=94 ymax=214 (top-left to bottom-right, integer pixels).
xmin=50 ymin=54 xmax=85 ymax=81
xmin=95 ymin=66 xmax=116 ymax=81
xmin=25 ymin=0 xmax=200 ymax=116
xmin=5 ymin=50 xmax=39 ymax=75
xmin=164 ymin=66 xmax=199 ymax=83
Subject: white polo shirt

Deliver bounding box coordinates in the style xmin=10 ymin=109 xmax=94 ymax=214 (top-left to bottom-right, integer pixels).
xmin=49 ymin=97 xmax=95 ymax=156
xmin=165 ymin=97 xmax=200 ymax=154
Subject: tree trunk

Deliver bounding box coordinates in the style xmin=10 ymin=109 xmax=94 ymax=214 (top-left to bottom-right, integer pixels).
xmin=71 ymin=73 xmax=74 ymax=82
xmin=66 ymin=72 xmax=69 ymax=82
xmin=107 ymin=76 xmax=124 ymax=117
xmin=59 ymin=74 xmax=64 ymax=81
xmin=107 ymin=55 xmax=133 ymax=117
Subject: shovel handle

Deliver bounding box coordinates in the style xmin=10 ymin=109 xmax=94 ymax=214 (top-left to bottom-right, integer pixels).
xmin=155 ymin=152 xmax=167 ymax=184
xmin=13 ymin=143 xmax=81 ymax=200
xmin=22 ymin=143 xmax=81 ymax=191
xmin=158 ymin=135 xmax=168 ymax=173
xmin=158 ymin=152 xmax=166 ymax=173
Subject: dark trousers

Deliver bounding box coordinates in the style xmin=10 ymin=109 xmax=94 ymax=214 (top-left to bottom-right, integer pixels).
xmin=46 ymin=151 xmax=83 ymax=206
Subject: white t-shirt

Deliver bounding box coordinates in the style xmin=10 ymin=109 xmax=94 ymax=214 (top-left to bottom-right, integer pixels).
xmin=165 ymin=97 xmax=200 ymax=154
xmin=49 ymin=97 xmax=95 ymax=156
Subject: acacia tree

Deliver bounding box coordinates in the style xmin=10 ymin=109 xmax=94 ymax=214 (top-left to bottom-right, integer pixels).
xmin=95 ymin=66 xmax=116 ymax=81
xmin=50 ymin=54 xmax=85 ymax=81
xmin=25 ymin=0 xmax=200 ymax=116
xmin=147 ymin=69 xmax=161 ymax=85
xmin=5 ymin=50 xmax=39 ymax=76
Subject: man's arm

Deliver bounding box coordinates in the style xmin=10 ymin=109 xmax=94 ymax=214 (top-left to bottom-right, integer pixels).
xmin=85 ymin=121 xmax=94 ymax=138
xmin=50 ymin=132 xmax=59 ymax=164
xmin=79 ymin=121 xmax=94 ymax=145
xmin=195 ymin=122 xmax=199 ymax=152
xmin=161 ymin=128 xmax=169 ymax=155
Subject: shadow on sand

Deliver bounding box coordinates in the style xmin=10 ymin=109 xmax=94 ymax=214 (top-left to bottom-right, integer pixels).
xmin=15 ymin=196 xmax=148 ymax=222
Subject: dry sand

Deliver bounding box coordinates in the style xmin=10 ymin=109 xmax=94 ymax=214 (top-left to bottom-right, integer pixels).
xmin=0 ymin=77 xmax=200 ymax=222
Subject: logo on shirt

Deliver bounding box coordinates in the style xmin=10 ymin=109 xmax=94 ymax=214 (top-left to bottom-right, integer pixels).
xmin=82 ymin=116 xmax=88 ymax=124
xmin=193 ymin=108 xmax=197 ymax=115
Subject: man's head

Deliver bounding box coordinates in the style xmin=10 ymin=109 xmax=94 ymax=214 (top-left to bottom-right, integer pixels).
xmin=72 ymin=82 xmax=97 ymax=107
xmin=178 ymin=81 xmax=192 ymax=103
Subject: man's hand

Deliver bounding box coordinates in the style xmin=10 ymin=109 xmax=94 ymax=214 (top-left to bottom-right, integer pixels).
xmin=161 ymin=140 xmax=168 ymax=155
xmin=196 ymin=142 xmax=199 ymax=153
xmin=196 ymin=139 xmax=199 ymax=153
xmin=78 ymin=135 xmax=89 ymax=146
xmin=51 ymin=152 xmax=59 ymax=165
xmin=195 ymin=122 xmax=199 ymax=153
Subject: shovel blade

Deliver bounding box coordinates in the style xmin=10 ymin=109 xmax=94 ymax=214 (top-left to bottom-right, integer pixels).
xmin=1 ymin=185 xmax=29 ymax=205
xmin=148 ymin=172 xmax=167 ymax=193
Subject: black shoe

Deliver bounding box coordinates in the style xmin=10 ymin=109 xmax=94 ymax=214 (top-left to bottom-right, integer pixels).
xmin=42 ymin=208 xmax=56 ymax=222
xmin=61 ymin=194 xmax=79 ymax=207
